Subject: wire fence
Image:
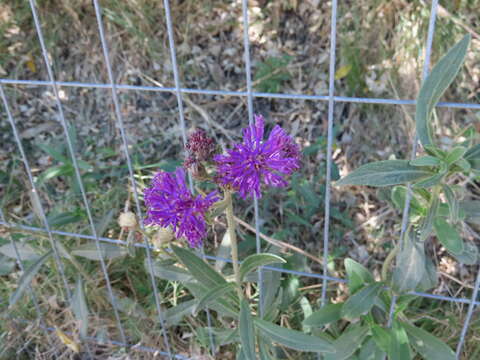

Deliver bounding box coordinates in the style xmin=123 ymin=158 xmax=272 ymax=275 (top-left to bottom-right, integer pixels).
xmin=0 ymin=0 xmax=479 ymax=358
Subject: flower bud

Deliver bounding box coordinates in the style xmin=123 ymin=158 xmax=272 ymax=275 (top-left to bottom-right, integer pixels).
xmin=118 ymin=212 xmax=137 ymax=229
xmin=152 ymin=227 xmax=174 ymax=248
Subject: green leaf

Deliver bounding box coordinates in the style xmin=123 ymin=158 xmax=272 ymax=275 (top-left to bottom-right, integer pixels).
xmin=416 ymin=34 xmax=471 ymax=146
xmin=184 ymin=282 xmax=238 ymax=318
xmin=392 ymin=230 xmax=425 ymax=293
xmin=344 ymin=258 xmax=374 ymax=294
xmin=324 ymin=324 xmax=370 ymax=360
xmin=254 ymin=318 xmax=335 ymax=353
xmin=239 ymin=253 xmax=286 ymax=281
xmin=72 ymin=276 xmax=89 ymax=339
xmin=71 ymin=242 xmax=127 ymax=260
xmin=9 ymin=250 xmax=52 ymax=307
xmin=194 ymin=282 xmax=236 ymax=314
xmin=445 ymin=146 xmax=467 ymax=165
xmin=164 ymin=300 xmax=195 ymax=326
xmin=336 ymin=160 xmax=433 ymax=187
xmin=460 ymin=200 xmax=480 ymax=218
xmin=371 ymin=325 xmax=391 ymax=353
xmin=146 ymin=258 xmax=194 ymax=282
xmin=419 ymin=195 xmax=439 ymax=242
xmin=451 ymin=241 xmax=478 ymax=265
xmin=455 ymin=158 xmax=471 ymax=172
xmin=410 ymin=156 xmax=441 ymax=167
xmin=424 ymin=145 xmax=446 ymax=159
xmin=388 ymin=321 xmax=412 ymax=360
xmin=341 ymin=283 xmax=383 ymax=319
xmin=303 ymin=303 xmax=343 ymax=327
xmin=0 ymin=242 xmax=40 ymax=261
xmin=412 ymin=172 xmax=445 ymax=188
xmin=391 ymin=186 xmax=425 ymax=216
xmin=417 ymin=257 xmax=438 ymax=291
xmin=465 ymin=143 xmax=480 ymax=161
xmin=240 ymin=300 xmax=256 ymax=359
xmin=433 ymin=218 xmax=464 ymax=255
xmin=358 ymin=337 xmax=385 ymax=360
xmin=171 ymin=245 xmax=227 ymax=288
xmin=37 ymin=164 xmax=74 ymax=185
xmin=402 ymin=321 xmax=456 ymax=360
xmin=196 ymin=327 xmax=238 ymax=349
xmin=0 ymin=254 xmax=15 ymax=275
xmin=443 ymin=185 xmax=459 ymax=223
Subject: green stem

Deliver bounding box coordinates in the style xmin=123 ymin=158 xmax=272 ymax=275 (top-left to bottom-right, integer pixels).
xmin=224 ymin=190 xmax=243 ymax=299
xmin=382 ymin=243 xmax=400 ymax=283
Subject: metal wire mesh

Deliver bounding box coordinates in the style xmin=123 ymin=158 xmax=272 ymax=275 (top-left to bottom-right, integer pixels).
xmin=0 ymin=0 xmax=479 ymax=358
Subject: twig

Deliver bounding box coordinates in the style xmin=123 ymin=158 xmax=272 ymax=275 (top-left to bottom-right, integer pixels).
xmin=232 ymin=216 xmax=324 ymax=265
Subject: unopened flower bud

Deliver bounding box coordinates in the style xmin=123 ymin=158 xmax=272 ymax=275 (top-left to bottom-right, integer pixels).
xmin=118 ymin=212 xmax=137 ymax=229
xmin=152 ymin=227 xmax=174 ymax=248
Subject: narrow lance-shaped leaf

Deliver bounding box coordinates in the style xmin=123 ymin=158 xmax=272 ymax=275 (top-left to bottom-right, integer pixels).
xmin=239 ymin=299 xmax=256 ymax=359
xmin=402 ymin=321 xmax=456 ymax=360
xmin=72 ymin=276 xmax=89 ymax=339
xmin=416 ymin=34 xmax=471 ymax=146
xmin=9 ymin=250 xmax=53 ymax=307
xmin=239 ymin=253 xmax=286 ymax=281
xmin=344 ymin=258 xmax=374 ymax=294
xmin=254 ymin=318 xmax=335 ymax=353
xmin=392 ymin=230 xmax=425 ymax=293
xmin=194 ymin=282 xmax=236 ymax=314
xmin=303 ymin=303 xmax=343 ymax=328
xmin=324 ymin=324 xmax=370 ymax=360
xmin=341 ymin=282 xmax=383 ymax=319
xmin=336 ymin=160 xmax=433 ymax=187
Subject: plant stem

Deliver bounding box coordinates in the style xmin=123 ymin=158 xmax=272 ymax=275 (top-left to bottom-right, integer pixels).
xmin=224 ymin=190 xmax=243 ymax=299
xmin=382 ymin=243 xmax=400 ymax=283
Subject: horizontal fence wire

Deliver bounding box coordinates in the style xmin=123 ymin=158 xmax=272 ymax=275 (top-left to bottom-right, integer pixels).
xmin=1 ymin=78 xmax=480 ymax=110
xmin=1 ymin=0 xmax=479 ymax=358
xmin=1 ymin=220 xmax=479 ymax=307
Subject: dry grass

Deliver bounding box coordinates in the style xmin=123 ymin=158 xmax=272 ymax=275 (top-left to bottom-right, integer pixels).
xmin=1 ymin=0 xmax=480 ymax=358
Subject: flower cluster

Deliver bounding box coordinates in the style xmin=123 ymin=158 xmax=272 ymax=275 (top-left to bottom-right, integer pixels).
xmin=184 ymin=129 xmax=216 ymax=176
xmin=144 ymin=114 xmax=300 ymax=247
xmin=214 ymin=114 xmax=301 ymax=199
xmin=144 ymin=168 xmax=218 ymax=248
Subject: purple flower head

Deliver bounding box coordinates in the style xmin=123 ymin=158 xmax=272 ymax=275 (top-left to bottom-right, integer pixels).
xmin=184 ymin=129 xmax=216 ymax=175
xmin=214 ymin=114 xmax=301 ymax=199
xmin=144 ymin=167 xmax=219 ymax=248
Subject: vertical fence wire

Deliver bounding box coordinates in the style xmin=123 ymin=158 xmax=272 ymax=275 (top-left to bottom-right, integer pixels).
xmin=241 ymin=0 xmax=265 ymax=317
xmin=386 ymin=0 xmax=439 ymax=329
xmin=28 ymin=0 xmax=128 ymax=346
xmin=320 ymin=0 xmax=338 ymax=307
xmin=162 ymin=0 xmax=216 ymax=354
xmin=0 ymin=84 xmax=93 ymax=358
xmin=92 ymin=1 xmax=173 ymax=357
xmin=1 ymin=192 xmax=58 ymax=357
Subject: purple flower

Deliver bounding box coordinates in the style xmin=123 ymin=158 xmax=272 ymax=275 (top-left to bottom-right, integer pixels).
xmin=144 ymin=167 xmax=218 ymax=248
xmin=214 ymin=114 xmax=301 ymax=199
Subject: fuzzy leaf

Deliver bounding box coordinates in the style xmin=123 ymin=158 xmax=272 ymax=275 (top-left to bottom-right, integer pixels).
xmin=341 ymin=283 xmax=383 ymax=319
xmin=433 ymin=218 xmax=464 ymax=255
xmin=393 ymin=232 xmax=425 ymax=293
xmin=72 ymin=276 xmax=89 ymax=339
xmin=194 ymin=282 xmax=236 ymax=314
xmin=344 ymin=258 xmax=374 ymax=294
xmin=240 ymin=300 xmax=256 ymax=359
xmin=9 ymin=250 xmax=52 ymax=307
xmin=416 ymin=34 xmax=470 ymax=146
xmin=303 ymin=303 xmax=343 ymax=327
xmin=71 ymin=242 xmax=127 ymax=261
xmin=336 ymin=160 xmax=432 ymax=187
xmin=325 ymin=325 xmax=370 ymax=360
xmin=255 ymin=318 xmax=335 ymax=353
xmin=402 ymin=321 xmax=456 ymax=360
xmin=239 ymin=253 xmax=286 ymax=281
